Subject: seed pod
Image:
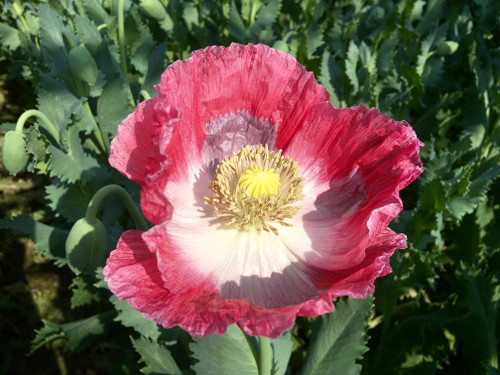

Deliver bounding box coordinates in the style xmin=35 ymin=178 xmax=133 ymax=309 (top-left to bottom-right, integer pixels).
xmin=139 ymin=0 xmax=168 ymax=20
xmin=1 ymin=131 xmax=29 ymax=175
xmin=436 ymin=41 xmax=459 ymax=56
xmin=68 ymin=45 xmax=98 ymax=86
xmin=65 ymin=218 xmax=108 ymax=275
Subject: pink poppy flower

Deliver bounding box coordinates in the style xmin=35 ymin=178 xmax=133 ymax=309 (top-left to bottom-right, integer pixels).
xmin=103 ymin=43 xmax=423 ymax=338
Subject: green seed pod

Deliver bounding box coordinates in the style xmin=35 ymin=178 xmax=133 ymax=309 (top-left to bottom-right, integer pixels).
xmin=65 ymin=218 xmax=108 ymax=275
xmin=139 ymin=0 xmax=168 ymax=20
xmin=68 ymin=45 xmax=98 ymax=86
xmin=1 ymin=131 xmax=29 ymax=175
xmin=436 ymin=41 xmax=459 ymax=56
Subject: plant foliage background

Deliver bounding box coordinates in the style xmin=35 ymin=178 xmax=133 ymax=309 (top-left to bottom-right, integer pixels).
xmin=0 ymin=0 xmax=498 ymax=374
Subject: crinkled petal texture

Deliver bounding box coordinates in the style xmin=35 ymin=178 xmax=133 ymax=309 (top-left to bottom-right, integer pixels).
xmin=105 ymin=43 xmax=423 ymax=338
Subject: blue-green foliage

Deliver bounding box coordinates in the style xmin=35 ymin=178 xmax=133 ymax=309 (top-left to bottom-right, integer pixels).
xmin=0 ymin=0 xmax=498 ymax=374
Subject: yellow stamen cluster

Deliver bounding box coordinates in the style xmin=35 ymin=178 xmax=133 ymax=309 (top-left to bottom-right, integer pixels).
xmin=205 ymin=145 xmax=304 ymax=235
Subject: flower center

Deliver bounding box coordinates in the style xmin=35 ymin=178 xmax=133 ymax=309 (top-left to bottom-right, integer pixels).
xmin=205 ymin=145 xmax=304 ymax=235
xmin=238 ymin=167 xmax=281 ymax=197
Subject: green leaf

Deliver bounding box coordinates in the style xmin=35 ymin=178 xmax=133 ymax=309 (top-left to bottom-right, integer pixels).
xmin=345 ymin=41 xmax=359 ymax=95
xmin=318 ymin=50 xmax=341 ymax=106
xmin=72 ymin=100 xmax=99 ymax=135
xmin=38 ymin=4 xmax=75 ymax=86
xmin=228 ymin=0 xmax=247 ymax=41
xmin=30 ymin=320 xmax=65 ymax=354
xmin=81 ymin=0 xmax=109 ymax=25
xmin=37 ymin=75 xmax=75 ymax=135
xmin=299 ymin=296 xmax=373 ymax=375
xmin=70 ymin=276 xmax=101 ymax=308
xmin=73 ymin=14 xmax=102 ymax=53
xmin=183 ymin=1 xmax=199 ymax=31
xmin=131 ymin=37 xmax=156 ymax=76
xmin=0 ymin=216 xmax=68 ymax=266
xmin=270 ymin=331 xmax=293 ymax=375
xmin=446 ymin=165 xmax=500 ymax=221
xmin=132 ymin=336 xmax=182 ymax=375
xmin=249 ymin=0 xmax=281 ymax=38
xmin=37 ymin=78 xmax=98 ymax=137
xmin=473 ymin=37 xmax=493 ymax=94
xmin=416 ymin=31 xmax=435 ymax=76
xmin=45 ymin=180 xmax=89 ymax=221
xmin=306 ymin=22 xmax=323 ymax=59
xmin=449 ymin=269 xmax=498 ymax=367
xmin=191 ymin=324 xmax=259 ymax=375
xmin=64 ymin=311 xmax=115 ymax=351
xmin=25 ymin=127 xmax=50 ymax=173
xmin=30 ymin=312 xmax=115 ymax=353
xmin=377 ymin=36 xmax=398 ymax=75
xmin=97 ymin=74 xmax=133 ymax=137
xmin=401 ymin=63 xmax=423 ymax=101
xmin=0 ymin=22 xmax=21 ymax=51
xmin=48 ymin=124 xmax=100 ymax=183
xmin=142 ymin=41 xmax=167 ymax=97
xmin=110 ymin=295 xmax=162 ymax=341
xmin=0 ymin=122 xmax=16 ymax=132
xmin=47 ymin=145 xmax=81 ymax=183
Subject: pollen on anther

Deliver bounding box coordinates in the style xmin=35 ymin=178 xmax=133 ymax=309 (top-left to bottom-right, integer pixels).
xmin=205 ymin=145 xmax=305 ymax=234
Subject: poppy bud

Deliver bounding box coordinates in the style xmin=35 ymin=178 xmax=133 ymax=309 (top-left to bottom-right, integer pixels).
xmin=373 ymin=6 xmax=385 ymax=20
xmin=436 ymin=41 xmax=459 ymax=56
xmin=65 ymin=218 xmax=108 ymax=275
xmin=139 ymin=0 xmax=167 ymax=20
xmin=68 ymin=45 xmax=98 ymax=86
xmin=1 ymin=131 xmax=29 ymax=175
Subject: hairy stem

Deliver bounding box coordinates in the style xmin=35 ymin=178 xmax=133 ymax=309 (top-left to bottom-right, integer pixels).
xmin=259 ymin=337 xmax=272 ymax=375
xmin=85 ymin=184 xmax=149 ymax=231
xmin=83 ymin=101 xmax=109 ymax=154
xmin=16 ymin=109 xmax=60 ymax=143
xmin=118 ymin=0 xmax=127 ymax=75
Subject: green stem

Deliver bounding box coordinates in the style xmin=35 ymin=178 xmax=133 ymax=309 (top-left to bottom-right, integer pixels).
xmin=83 ymin=101 xmax=109 ymax=153
xmin=74 ymin=0 xmax=87 ymax=17
xmin=16 ymin=109 xmax=60 ymax=143
xmin=118 ymin=0 xmax=127 ymax=75
xmin=139 ymin=90 xmax=152 ymax=101
xmin=12 ymin=1 xmax=30 ymax=34
xmin=259 ymin=337 xmax=272 ymax=375
xmin=85 ymin=184 xmax=149 ymax=231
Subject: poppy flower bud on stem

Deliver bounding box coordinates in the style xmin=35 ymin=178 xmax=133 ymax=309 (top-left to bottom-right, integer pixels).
xmin=68 ymin=44 xmax=98 ymax=86
xmin=1 ymin=131 xmax=29 ymax=175
xmin=139 ymin=0 xmax=167 ymax=20
xmin=436 ymin=41 xmax=459 ymax=56
xmin=1 ymin=109 xmax=59 ymax=175
xmin=66 ymin=184 xmax=149 ymax=274
xmin=65 ymin=217 xmax=108 ymax=275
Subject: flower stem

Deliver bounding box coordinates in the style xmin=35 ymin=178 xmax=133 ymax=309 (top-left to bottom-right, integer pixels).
xmin=11 ymin=1 xmax=30 ymax=34
xmin=83 ymin=100 xmax=109 ymax=154
xmin=16 ymin=109 xmax=60 ymax=143
xmin=85 ymin=184 xmax=149 ymax=231
xmin=259 ymin=336 xmax=272 ymax=375
xmin=118 ymin=0 xmax=127 ymax=75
